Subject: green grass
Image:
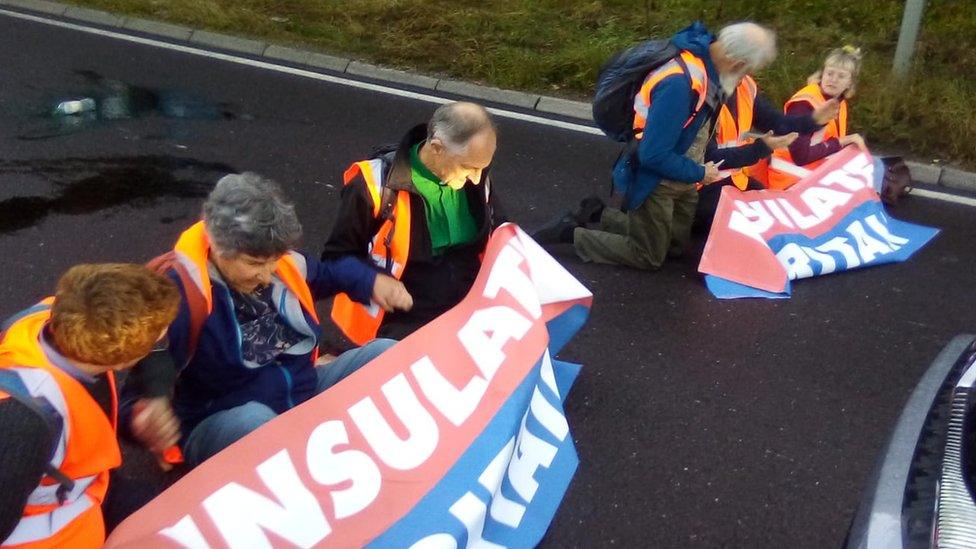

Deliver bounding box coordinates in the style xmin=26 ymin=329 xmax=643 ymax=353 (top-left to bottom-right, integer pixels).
xmin=64 ymin=0 xmax=976 ymax=169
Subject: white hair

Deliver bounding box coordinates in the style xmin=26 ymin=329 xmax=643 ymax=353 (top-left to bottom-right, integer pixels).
xmin=717 ymin=22 xmax=777 ymax=72
xmin=427 ymin=102 xmax=496 ymax=154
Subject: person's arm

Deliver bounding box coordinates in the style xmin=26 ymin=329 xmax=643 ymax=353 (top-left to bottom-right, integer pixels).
xmin=784 ymin=102 xmax=843 ymax=166
xmin=704 ymin=137 xmax=771 ymax=170
xmin=636 ymin=76 xmax=707 ymax=183
xmin=0 ymin=400 xmax=52 ymax=541
xmin=303 ymin=252 xmax=377 ymax=304
xmin=752 ymin=93 xmax=821 ymax=135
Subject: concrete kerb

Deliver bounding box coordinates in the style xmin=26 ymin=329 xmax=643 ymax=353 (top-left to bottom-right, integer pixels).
xmin=939 ymin=167 xmax=976 ymax=193
xmin=63 ymin=5 xmax=121 ymax=27
xmin=3 ymin=0 xmax=975 ymax=193
xmin=123 ymin=17 xmax=192 ymax=42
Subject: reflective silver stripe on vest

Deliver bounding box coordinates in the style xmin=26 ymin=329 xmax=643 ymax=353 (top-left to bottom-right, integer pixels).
xmin=28 ymin=475 xmax=97 ymax=506
xmin=769 ymin=156 xmax=814 ymax=179
xmin=269 ymin=258 xmax=317 ymax=359
xmin=8 ymin=368 xmax=70 ymax=491
xmin=633 ymin=58 xmax=682 ymax=120
xmin=2 ymin=494 xmax=94 ymax=545
xmin=174 ymin=250 xmax=209 ymax=301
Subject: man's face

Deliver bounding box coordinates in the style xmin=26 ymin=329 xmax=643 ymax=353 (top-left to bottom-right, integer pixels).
xmin=431 ymin=130 xmax=497 ymax=190
xmin=213 ymin=252 xmax=281 ymax=294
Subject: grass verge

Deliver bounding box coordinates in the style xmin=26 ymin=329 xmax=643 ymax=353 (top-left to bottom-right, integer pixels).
xmin=61 ymin=0 xmax=976 ymax=169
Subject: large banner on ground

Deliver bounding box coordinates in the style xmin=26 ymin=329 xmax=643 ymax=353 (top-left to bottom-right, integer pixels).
xmin=699 ymin=148 xmax=939 ymax=299
xmin=105 ymin=224 xmax=592 ymax=549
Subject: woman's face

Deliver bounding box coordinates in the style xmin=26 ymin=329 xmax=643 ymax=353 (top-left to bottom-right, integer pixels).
xmin=212 ymin=251 xmax=280 ymax=294
xmin=820 ymin=62 xmax=854 ymax=97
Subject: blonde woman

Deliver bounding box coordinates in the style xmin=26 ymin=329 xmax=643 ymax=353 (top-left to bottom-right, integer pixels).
xmin=768 ymin=46 xmax=868 ymax=189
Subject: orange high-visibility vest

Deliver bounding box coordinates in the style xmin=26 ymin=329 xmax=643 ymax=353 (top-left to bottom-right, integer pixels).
xmin=0 ymin=299 xmax=118 ymax=549
xmin=170 ymin=221 xmax=320 ymax=355
xmin=331 ymin=159 xmax=411 ymax=346
xmin=713 ymin=76 xmax=758 ymax=190
xmin=767 ymin=83 xmax=848 ymax=190
xmin=633 ymin=50 xmax=710 ymax=140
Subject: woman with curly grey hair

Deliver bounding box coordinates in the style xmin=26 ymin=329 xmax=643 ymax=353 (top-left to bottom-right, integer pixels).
xmin=121 ymin=172 xmax=413 ymax=467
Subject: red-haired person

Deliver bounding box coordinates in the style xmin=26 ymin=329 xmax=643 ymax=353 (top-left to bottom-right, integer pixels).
xmin=0 ymin=264 xmax=180 ymax=548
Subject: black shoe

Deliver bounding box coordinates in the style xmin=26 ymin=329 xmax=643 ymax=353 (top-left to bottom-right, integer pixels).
xmin=574 ymin=196 xmax=605 ymax=225
xmin=531 ymin=212 xmax=577 ymax=244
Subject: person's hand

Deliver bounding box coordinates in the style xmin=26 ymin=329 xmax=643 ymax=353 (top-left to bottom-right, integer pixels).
xmin=812 ymin=98 xmax=841 ymax=125
xmin=131 ymin=397 xmax=180 ymax=455
xmin=759 ymin=131 xmax=799 ymax=150
xmin=840 ymin=133 xmax=868 ymax=152
xmin=372 ymin=274 xmax=413 ymax=312
xmin=701 ymin=160 xmax=724 ymax=184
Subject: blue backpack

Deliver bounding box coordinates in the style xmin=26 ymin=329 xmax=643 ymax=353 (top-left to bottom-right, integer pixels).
xmin=592 ymin=39 xmax=680 ymax=142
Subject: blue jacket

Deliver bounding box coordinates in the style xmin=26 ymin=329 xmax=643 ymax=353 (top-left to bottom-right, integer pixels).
xmin=165 ymin=251 xmax=376 ymax=440
xmin=614 ymin=22 xmax=721 ymax=211
xmin=120 ymin=224 xmax=377 ymax=444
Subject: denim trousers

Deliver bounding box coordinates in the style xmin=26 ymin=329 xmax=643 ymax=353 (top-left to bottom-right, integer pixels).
xmin=182 ymin=338 xmax=396 ymax=466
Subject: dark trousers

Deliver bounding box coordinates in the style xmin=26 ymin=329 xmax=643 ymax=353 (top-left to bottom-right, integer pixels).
xmin=693 ymin=176 xmax=765 ymax=233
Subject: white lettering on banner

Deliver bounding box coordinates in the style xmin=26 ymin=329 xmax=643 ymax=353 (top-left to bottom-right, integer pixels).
xmin=202 ymin=451 xmax=331 ymax=548
xmin=819 ymin=154 xmax=873 ymax=192
xmin=159 ymin=516 xmax=210 ymax=549
xmin=800 ymin=187 xmax=853 ymax=222
xmin=349 ymin=373 xmax=440 ymax=471
xmin=483 ymin=243 xmax=542 ymax=320
xmin=413 ymin=356 xmax=489 ymax=427
xmin=410 ymin=356 xmax=571 ymax=547
xmin=727 ymin=153 xmax=876 ymax=241
xmin=458 ymin=307 xmax=533 ymax=381
xmin=776 ymin=214 xmax=904 ymax=280
xmin=865 ymin=215 xmax=909 ymax=250
xmin=151 ymin=238 xmax=566 ymax=549
xmin=763 ymin=199 xmax=795 ymax=228
xmin=728 ymin=201 xmax=774 ymax=243
xmin=481 ymin=439 xmax=525 ymax=527
xmin=306 ymin=421 xmax=382 ymax=519
xmin=800 ymin=246 xmax=838 ymax=275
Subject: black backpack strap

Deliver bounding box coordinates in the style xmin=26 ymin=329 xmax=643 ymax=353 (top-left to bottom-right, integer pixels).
xmin=0 ymin=369 xmax=75 ymax=505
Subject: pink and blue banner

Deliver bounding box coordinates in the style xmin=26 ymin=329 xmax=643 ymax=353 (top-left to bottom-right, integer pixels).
xmin=699 ymin=148 xmax=939 ymax=299
xmin=104 ymin=224 xmax=591 ymax=549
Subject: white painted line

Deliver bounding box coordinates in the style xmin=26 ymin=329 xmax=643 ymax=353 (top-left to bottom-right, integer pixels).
xmin=908 ymin=188 xmax=976 ymax=208
xmin=0 ymin=7 xmax=604 ymax=136
xmin=1 ymin=7 xmax=974 ymax=209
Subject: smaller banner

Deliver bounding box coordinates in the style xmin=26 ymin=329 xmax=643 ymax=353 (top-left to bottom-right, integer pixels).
xmin=699 ymin=148 xmax=939 ymax=299
xmin=104 ymin=224 xmax=592 ymax=548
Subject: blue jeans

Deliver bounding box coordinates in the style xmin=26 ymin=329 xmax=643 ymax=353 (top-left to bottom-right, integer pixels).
xmin=182 ymin=338 xmax=396 ymax=467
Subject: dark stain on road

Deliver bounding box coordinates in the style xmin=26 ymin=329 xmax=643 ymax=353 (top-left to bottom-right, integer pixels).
xmin=0 ymin=156 xmax=235 ymax=233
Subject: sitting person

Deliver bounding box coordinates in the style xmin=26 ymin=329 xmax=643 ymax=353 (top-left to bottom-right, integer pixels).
xmin=694 ymin=73 xmax=841 ymax=230
xmin=0 ymin=263 xmax=180 ymax=548
xmin=767 ymin=45 xmax=868 ymax=190
xmin=121 ymin=172 xmax=413 ymax=468
xmin=322 ymin=101 xmax=503 ymax=345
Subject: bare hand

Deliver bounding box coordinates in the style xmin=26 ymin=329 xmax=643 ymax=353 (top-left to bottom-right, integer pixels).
xmin=813 ymin=98 xmax=841 ymax=125
xmin=759 ymin=131 xmax=799 ymax=150
xmin=840 ymin=133 xmax=868 ymax=152
xmin=372 ymin=274 xmax=413 ymax=313
xmin=701 ymin=160 xmax=724 ymax=184
xmin=131 ymin=397 xmax=181 ymax=454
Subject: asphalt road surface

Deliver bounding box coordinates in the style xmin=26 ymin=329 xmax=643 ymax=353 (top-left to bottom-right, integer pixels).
xmin=1 ymin=10 xmax=974 ymax=548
